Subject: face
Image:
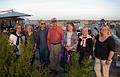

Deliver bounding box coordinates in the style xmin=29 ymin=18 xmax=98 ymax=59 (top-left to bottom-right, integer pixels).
xmin=100 ymin=26 xmax=109 ymax=35
xmin=16 ymin=25 xmax=22 ymax=33
xmin=82 ymin=27 xmax=88 ymax=37
xmin=39 ymin=21 xmax=46 ymax=28
xmin=51 ymin=22 xmax=57 ymax=27
xmin=27 ymin=26 xmax=33 ymax=33
xmin=67 ymin=24 xmax=73 ymax=32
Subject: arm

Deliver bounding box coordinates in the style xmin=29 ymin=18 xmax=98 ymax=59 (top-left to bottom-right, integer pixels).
xmin=47 ymin=29 xmax=51 ymax=50
xmin=106 ymin=37 xmax=116 ymax=64
xmin=73 ymin=33 xmax=78 ymax=51
xmin=57 ymin=25 xmax=64 ymax=38
xmin=59 ymin=26 xmax=64 ymax=39
xmin=92 ymin=34 xmax=98 ymax=44
xmin=108 ymin=51 xmax=114 ymax=61
xmin=33 ymin=31 xmax=38 ymax=50
xmin=86 ymin=38 xmax=94 ymax=56
xmin=108 ymin=37 xmax=116 ymax=60
xmin=61 ymin=28 xmax=64 ymax=38
xmin=106 ymin=51 xmax=115 ymax=65
xmin=61 ymin=32 xmax=66 ymax=47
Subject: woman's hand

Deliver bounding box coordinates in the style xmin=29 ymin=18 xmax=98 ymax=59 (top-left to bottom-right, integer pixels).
xmin=65 ymin=46 xmax=73 ymax=51
xmin=105 ymin=60 xmax=112 ymax=65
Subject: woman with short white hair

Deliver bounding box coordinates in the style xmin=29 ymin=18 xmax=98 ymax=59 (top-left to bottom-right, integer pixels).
xmin=77 ymin=26 xmax=93 ymax=64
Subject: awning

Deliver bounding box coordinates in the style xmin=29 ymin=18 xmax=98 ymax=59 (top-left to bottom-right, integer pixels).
xmin=0 ymin=11 xmax=31 ymax=19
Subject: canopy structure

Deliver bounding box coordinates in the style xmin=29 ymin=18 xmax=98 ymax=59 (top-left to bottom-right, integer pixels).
xmin=0 ymin=11 xmax=31 ymax=19
xmin=0 ymin=10 xmax=31 ymax=29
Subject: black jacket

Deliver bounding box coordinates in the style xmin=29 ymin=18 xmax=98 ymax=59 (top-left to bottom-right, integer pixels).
xmin=77 ymin=35 xmax=93 ymax=55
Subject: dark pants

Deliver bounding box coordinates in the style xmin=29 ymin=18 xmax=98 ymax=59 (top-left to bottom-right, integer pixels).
xmin=79 ymin=50 xmax=90 ymax=64
xmin=60 ymin=46 xmax=73 ymax=68
xmin=79 ymin=51 xmax=84 ymax=64
xmin=60 ymin=46 xmax=67 ymax=68
xmin=39 ymin=48 xmax=49 ymax=67
xmin=33 ymin=46 xmax=50 ymax=67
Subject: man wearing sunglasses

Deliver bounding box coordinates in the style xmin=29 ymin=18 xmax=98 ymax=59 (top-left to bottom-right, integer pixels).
xmin=34 ymin=20 xmax=49 ymax=67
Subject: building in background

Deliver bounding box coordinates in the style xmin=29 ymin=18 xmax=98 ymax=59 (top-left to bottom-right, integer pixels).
xmin=0 ymin=9 xmax=31 ymax=30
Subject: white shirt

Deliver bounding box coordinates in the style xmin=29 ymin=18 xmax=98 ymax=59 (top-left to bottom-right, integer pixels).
xmin=67 ymin=32 xmax=73 ymax=46
xmin=9 ymin=34 xmax=17 ymax=45
xmin=9 ymin=33 xmax=21 ymax=55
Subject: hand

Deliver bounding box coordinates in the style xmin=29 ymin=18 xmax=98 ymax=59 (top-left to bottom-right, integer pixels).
xmin=105 ymin=60 xmax=112 ymax=65
xmin=66 ymin=46 xmax=73 ymax=51
xmin=65 ymin=46 xmax=69 ymax=51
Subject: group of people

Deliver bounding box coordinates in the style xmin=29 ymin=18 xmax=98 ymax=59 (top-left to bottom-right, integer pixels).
xmin=9 ymin=18 xmax=116 ymax=77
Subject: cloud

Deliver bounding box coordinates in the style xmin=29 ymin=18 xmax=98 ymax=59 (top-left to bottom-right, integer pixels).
xmin=0 ymin=0 xmax=120 ymax=20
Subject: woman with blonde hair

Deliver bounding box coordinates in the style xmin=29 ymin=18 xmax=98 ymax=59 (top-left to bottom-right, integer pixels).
xmin=94 ymin=25 xmax=116 ymax=77
xmin=26 ymin=25 xmax=34 ymax=36
xmin=26 ymin=25 xmax=35 ymax=45
xmin=99 ymin=25 xmax=111 ymax=36
xmin=26 ymin=25 xmax=36 ymax=65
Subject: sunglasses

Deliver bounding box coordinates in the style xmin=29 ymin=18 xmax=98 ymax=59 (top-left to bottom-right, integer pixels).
xmin=41 ymin=23 xmax=45 ymax=25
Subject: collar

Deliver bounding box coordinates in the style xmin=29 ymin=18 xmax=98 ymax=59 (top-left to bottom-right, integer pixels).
xmin=79 ymin=35 xmax=92 ymax=39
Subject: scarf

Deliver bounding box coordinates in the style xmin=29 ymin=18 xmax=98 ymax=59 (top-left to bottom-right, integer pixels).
xmin=79 ymin=35 xmax=92 ymax=47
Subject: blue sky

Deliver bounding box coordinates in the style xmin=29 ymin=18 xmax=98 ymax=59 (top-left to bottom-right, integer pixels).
xmin=0 ymin=0 xmax=120 ymax=20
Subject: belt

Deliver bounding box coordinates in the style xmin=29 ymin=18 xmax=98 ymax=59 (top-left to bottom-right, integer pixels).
xmin=51 ymin=42 xmax=61 ymax=45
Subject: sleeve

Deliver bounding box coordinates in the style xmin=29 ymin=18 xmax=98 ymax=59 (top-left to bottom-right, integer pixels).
xmin=87 ymin=38 xmax=94 ymax=55
xmin=57 ymin=25 xmax=64 ymax=38
xmin=47 ymin=29 xmax=51 ymax=49
xmin=61 ymin=32 xmax=66 ymax=46
xmin=73 ymin=32 xmax=78 ymax=50
xmin=95 ymin=35 xmax=99 ymax=40
xmin=108 ymin=36 xmax=116 ymax=52
xmin=60 ymin=27 xmax=64 ymax=38
xmin=61 ymin=28 xmax=64 ymax=38
xmin=21 ymin=34 xmax=26 ymax=45
xmin=33 ymin=31 xmax=37 ymax=44
xmin=77 ymin=38 xmax=80 ymax=52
